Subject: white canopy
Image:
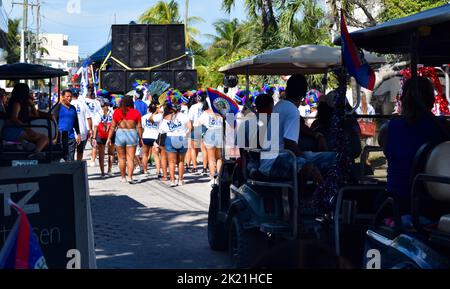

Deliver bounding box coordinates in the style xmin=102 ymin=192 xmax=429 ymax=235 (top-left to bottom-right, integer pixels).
xmin=219 ymin=45 xmax=386 ymax=75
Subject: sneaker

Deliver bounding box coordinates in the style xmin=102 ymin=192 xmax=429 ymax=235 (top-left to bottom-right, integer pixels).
xmin=169 ymin=182 xmax=177 ymax=187
xmin=208 ymin=179 xmax=216 ymax=188
xmin=191 ymin=168 xmax=198 ymax=175
xmin=202 ymin=169 xmax=208 ymax=176
xmin=128 ymin=179 xmax=139 ymax=185
xmin=108 ymin=171 xmax=114 ymax=177
xmin=157 ymin=173 xmax=162 ymax=179
xmin=178 ymin=180 xmax=185 ymax=186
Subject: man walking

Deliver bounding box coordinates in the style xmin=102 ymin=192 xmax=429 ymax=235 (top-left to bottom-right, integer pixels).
xmin=71 ymin=89 xmax=93 ymax=161
xmin=53 ymin=89 xmax=81 ymax=161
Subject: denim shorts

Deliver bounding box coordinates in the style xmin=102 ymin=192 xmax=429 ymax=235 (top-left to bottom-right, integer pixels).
xmin=165 ymin=136 xmax=188 ymax=154
xmin=203 ymin=128 xmax=223 ymax=148
xmin=2 ymin=125 xmax=24 ymax=142
xmin=115 ymin=129 xmax=139 ymax=147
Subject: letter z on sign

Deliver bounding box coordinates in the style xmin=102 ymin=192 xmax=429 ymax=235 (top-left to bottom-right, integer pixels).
xmin=0 ymin=183 xmax=40 ymax=217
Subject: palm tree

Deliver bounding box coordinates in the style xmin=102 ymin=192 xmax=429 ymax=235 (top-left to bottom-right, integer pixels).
xmin=222 ymin=0 xmax=278 ymax=50
xmin=138 ymin=0 xmax=204 ymax=48
xmin=6 ymin=19 xmax=21 ymax=64
xmin=208 ymin=18 xmax=252 ymax=59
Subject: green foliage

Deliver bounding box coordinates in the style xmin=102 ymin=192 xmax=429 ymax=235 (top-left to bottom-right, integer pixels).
xmin=380 ymin=0 xmax=449 ymax=21
xmin=6 ymin=19 xmax=21 ymax=64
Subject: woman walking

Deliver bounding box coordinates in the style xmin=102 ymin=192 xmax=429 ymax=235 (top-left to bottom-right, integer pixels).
xmin=107 ymin=95 xmax=143 ymax=184
xmin=93 ymin=99 xmax=115 ymax=177
xmin=159 ymin=100 xmax=192 ymax=187
xmin=198 ymin=98 xmax=224 ymax=187
xmin=141 ymin=101 xmax=163 ymax=177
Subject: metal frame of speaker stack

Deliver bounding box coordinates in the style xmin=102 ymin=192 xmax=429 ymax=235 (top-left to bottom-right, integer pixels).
xmin=102 ymin=24 xmax=198 ymax=94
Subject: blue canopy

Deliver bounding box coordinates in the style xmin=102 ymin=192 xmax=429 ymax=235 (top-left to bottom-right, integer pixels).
xmin=90 ymin=42 xmax=111 ymax=63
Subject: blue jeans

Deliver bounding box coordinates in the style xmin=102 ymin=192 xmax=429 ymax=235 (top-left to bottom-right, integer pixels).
xmin=302 ymin=151 xmax=336 ymax=175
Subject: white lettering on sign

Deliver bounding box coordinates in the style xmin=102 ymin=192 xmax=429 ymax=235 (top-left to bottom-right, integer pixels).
xmin=366 ymin=249 xmax=381 ymax=269
xmin=66 ymin=249 xmax=81 ymax=269
xmin=0 ymin=183 xmax=40 ymax=217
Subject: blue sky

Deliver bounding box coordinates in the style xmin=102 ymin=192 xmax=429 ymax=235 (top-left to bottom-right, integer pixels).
xmin=2 ymin=0 xmax=247 ymax=58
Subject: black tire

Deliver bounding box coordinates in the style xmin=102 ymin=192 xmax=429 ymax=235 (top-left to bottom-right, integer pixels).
xmin=228 ymin=214 xmax=267 ymax=268
xmin=208 ymin=186 xmax=227 ymax=251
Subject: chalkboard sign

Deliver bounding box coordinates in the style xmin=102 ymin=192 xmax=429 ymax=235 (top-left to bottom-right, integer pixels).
xmin=0 ymin=162 xmax=96 ymax=269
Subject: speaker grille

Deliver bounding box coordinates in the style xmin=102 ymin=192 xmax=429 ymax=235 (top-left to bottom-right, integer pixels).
xmin=150 ymin=70 xmax=174 ymax=87
xmin=111 ymin=25 xmax=129 ymax=70
xmin=101 ymin=71 xmax=126 ymax=93
xmin=167 ymin=25 xmax=186 ymax=59
xmin=126 ymin=71 xmax=150 ymax=92
xmin=129 ymin=25 xmax=148 ymax=68
xmin=148 ymin=25 xmax=168 ymax=68
xmin=174 ymin=70 xmax=197 ymax=92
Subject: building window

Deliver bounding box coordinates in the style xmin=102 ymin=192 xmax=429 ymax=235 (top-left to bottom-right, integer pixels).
xmin=63 ymin=40 xmax=68 ymax=46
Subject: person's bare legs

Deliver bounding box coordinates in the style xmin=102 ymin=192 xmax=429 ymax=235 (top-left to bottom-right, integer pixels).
xmin=91 ymin=145 xmax=97 ymax=165
xmin=21 ymin=129 xmax=48 ymax=152
xmin=116 ymin=146 xmax=127 ymax=181
xmin=152 ymin=146 xmax=161 ymax=175
xmin=98 ymin=144 xmax=106 ymax=176
xmin=167 ymin=152 xmax=177 ymax=183
xmin=160 ymin=146 xmax=168 ymax=181
xmin=126 ymin=146 xmax=137 ymax=181
xmin=142 ymin=144 xmax=151 ymax=174
xmin=201 ymin=141 xmax=208 ymax=173
xmin=107 ymin=144 xmax=115 ymax=174
xmin=215 ymin=148 xmax=223 ymax=176
xmin=185 ymin=146 xmax=192 ymax=171
xmin=206 ymin=147 xmax=217 ymax=180
xmin=178 ymin=153 xmax=186 ymax=184
xmin=190 ymin=139 xmax=199 ymax=171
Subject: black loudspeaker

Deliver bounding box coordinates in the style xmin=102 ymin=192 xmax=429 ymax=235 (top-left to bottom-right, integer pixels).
xmin=129 ymin=25 xmax=148 ymax=68
xmin=101 ymin=71 xmax=126 ymax=93
xmin=167 ymin=25 xmax=186 ymax=69
xmin=174 ymin=70 xmax=197 ymax=92
xmin=111 ymin=25 xmax=129 ymax=70
xmin=224 ymin=75 xmax=238 ymax=88
xmin=148 ymin=25 xmax=168 ymax=69
xmin=126 ymin=71 xmax=150 ymax=92
xmin=150 ymin=70 xmax=174 ymax=87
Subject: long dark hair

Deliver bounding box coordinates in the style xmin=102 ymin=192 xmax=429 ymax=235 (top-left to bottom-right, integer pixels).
xmin=401 ymin=76 xmax=435 ymax=123
xmin=148 ymin=101 xmax=158 ymax=114
xmin=197 ymin=90 xmax=209 ymax=111
xmin=6 ymin=83 xmax=30 ymax=119
xmin=120 ymin=95 xmax=134 ymax=116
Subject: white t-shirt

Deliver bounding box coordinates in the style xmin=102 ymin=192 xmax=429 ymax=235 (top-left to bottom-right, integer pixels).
xmin=142 ymin=113 xmax=163 ymax=140
xmin=180 ymin=104 xmax=189 ymax=116
xmin=188 ymin=102 xmax=203 ymax=127
xmin=198 ymin=111 xmax=223 ymax=130
xmin=71 ymin=98 xmax=92 ymax=141
xmin=85 ymin=97 xmax=101 ymax=118
xmin=93 ymin=108 xmax=114 ymax=126
xmin=259 ymin=100 xmax=300 ymax=175
xmin=159 ymin=113 xmax=190 ymax=137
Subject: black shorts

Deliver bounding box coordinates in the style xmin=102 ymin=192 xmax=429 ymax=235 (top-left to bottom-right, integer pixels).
xmin=143 ymin=138 xmax=156 ymax=147
xmin=96 ymin=135 xmax=115 ymax=145
xmin=76 ymin=140 xmax=87 ymax=154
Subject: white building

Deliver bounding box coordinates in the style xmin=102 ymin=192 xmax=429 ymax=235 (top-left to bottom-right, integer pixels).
xmin=40 ymin=33 xmax=79 ymax=71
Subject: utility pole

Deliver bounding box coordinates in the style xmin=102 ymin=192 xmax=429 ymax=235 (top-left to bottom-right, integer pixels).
xmin=185 ymin=0 xmax=188 ymax=47
xmin=35 ymin=0 xmax=40 ymax=63
xmin=21 ymin=0 xmax=28 ymax=63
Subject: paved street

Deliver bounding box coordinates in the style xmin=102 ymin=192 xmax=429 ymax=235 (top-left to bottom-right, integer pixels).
xmin=85 ymin=150 xmax=230 ymax=269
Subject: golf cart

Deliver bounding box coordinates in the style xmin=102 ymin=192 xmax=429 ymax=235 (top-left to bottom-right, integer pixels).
xmin=208 ymin=45 xmax=388 ymax=268
xmin=334 ymin=4 xmax=450 ymax=268
xmin=0 ymin=63 xmax=67 ymax=166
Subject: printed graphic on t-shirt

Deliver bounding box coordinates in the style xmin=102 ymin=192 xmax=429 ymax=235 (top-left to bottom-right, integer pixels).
xmin=145 ymin=119 xmax=159 ymax=129
xmin=167 ymin=120 xmax=183 ymax=132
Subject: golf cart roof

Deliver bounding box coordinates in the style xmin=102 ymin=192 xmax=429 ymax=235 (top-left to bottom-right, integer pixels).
xmin=0 ymin=63 xmax=68 ymax=80
xmin=333 ymin=4 xmax=450 ymax=65
xmin=219 ymin=45 xmax=385 ymax=75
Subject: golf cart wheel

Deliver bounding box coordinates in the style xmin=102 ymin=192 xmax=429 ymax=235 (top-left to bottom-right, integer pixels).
xmin=208 ymin=186 xmax=227 ymax=251
xmin=229 ymin=215 xmax=267 ymax=268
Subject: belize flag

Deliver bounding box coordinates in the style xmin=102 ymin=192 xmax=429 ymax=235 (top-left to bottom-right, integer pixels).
xmin=0 ymin=200 xmax=48 ymax=269
xmin=341 ymin=12 xmax=376 ymax=91
xmin=206 ymin=88 xmax=240 ymax=118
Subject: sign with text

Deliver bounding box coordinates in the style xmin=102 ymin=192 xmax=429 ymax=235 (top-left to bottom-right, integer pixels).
xmin=0 ymin=162 xmax=96 ymax=269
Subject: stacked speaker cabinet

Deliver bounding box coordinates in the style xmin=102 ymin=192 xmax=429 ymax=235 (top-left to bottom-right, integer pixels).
xmin=126 ymin=71 xmax=150 ymax=92
xmin=148 ymin=25 xmax=168 ymax=69
xmin=101 ymin=71 xmax=126 ymax=93
xmin=129 ymin=25 xmax=149 ymax=68
xmin=174 ymin=70 xmax=197 ymax=92
xmin=111 ymin=25 xmax=129 ymax=70
xmin=167 ymin=25 xmax=186 ymax=69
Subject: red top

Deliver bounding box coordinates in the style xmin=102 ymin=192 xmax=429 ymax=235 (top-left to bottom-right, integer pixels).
xmin=113 ymin=108 xmax=142 ymax=123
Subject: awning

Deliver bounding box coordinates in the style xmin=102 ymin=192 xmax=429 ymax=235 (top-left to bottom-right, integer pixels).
xmin=0 ymin=63 xmax=68 ymax=80
xmin=219 ymin=45 xmax=385 ymax=75
xmin=90 ymin=42 xmax=112 ymax=63
xmin=333 ymin=4 xmax=450 ymax=65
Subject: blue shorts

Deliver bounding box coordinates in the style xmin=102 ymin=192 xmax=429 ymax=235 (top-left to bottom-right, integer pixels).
xmin=203 ymin=128 xmax=223 ymax=148
xmin=165 ymin=136 xmax=188 ymax=154
xmin=115 ymin=129 xmax=139 ymax=147
xmin=2 ymin=125 xmax=24 ymax=142
xmin=190 ymin=126 xmax=203 ymax=142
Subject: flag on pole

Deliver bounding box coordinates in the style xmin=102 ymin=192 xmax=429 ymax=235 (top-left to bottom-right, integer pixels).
xmin=206 ymin=88 xmax=239 ymax=117
xmin=341 ymin=12 xmax=376 ymax=91
xmin=0 ymin=200 xmax=48 ymax=269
